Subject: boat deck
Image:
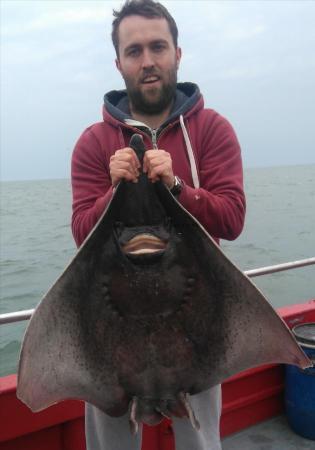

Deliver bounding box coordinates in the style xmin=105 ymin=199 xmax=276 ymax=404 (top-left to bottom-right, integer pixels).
xmin=222 ymin=415 xmax=314 ymax=449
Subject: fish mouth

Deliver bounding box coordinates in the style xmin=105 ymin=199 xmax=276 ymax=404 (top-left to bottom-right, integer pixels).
xmin=122 ymin=234 xmax=167 ymax=256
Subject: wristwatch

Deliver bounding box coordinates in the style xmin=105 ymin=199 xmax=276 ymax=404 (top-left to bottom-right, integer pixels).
xmin=170 ymin=176 xmax=183 ymax=196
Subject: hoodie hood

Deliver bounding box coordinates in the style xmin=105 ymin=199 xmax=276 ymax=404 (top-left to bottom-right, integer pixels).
xmin=103 ymin=82 xmax=201 ymax=128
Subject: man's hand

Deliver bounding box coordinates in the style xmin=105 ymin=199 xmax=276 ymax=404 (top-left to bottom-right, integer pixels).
xmin=143 ymin=149 xmax=175 ymax=189
xmin=109 ymin=148 xmax=141 ymax=187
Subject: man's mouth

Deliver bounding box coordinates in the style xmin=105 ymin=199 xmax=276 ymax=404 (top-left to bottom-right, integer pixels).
xmin=141 ymin=76 xmax=160 ymax=85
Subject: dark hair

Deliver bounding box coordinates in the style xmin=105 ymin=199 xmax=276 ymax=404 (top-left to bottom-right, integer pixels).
xmin=112 ymin=0 xmax=178 ymax=57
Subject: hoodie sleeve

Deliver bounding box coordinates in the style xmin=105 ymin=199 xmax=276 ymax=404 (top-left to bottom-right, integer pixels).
xmin=71 ymin=126 xmax=114 ymax=247
xmin=178 ymin=112 xmax=246 ymax=241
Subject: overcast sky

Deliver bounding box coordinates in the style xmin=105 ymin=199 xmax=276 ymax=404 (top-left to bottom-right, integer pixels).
xmin=1 ymin=0 xmax=315 ymax=181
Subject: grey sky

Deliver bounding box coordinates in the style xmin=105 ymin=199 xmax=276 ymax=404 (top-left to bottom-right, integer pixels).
xmin=1 ymin=0 xmax=315 ymax=181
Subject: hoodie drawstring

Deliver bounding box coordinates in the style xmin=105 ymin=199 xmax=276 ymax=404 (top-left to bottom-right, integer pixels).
xmin=118 ymin=127 xmax=125 ymax=149
xmin=179 ymin=115 xmax=200 ymax=188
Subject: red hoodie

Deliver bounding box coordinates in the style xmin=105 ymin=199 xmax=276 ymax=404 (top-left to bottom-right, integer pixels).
xmin=71 ymin=83 xmax=245 ymax=247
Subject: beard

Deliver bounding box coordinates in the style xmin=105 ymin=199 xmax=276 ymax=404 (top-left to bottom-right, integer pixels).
xmin=123 ymin=66 xmax=178 ymax=116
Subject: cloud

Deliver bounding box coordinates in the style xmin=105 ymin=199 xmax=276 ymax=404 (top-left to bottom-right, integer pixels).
xmin=1 ymin=2 xmax=113 ymax=38
xmin=28 ymin=7 xmax=110 ymax=29
xmin=217 ymin=66 xmax=261 ymax=81
xmin=1 ymin=2 xmax=117 ymax=67
xmin=223 ymin=24 xmax=265 ymax=41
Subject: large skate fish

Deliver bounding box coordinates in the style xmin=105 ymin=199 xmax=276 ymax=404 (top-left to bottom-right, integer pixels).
xmin=17 ymin=134 xmax=310 ymax=433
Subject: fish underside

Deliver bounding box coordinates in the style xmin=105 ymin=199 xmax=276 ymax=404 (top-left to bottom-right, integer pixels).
xmin=17 ymin=135 xmax=310 ymax=433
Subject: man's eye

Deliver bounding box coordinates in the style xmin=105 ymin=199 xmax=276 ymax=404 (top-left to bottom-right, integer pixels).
xmin=127 ymin=48 xmax=140 ymax=57
xmin=152 ymin=44 xmax=165 ymax=52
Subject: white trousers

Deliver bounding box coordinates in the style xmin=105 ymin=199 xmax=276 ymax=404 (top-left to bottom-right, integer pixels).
xmin=85 ymin=385 xmax=222 ymax=450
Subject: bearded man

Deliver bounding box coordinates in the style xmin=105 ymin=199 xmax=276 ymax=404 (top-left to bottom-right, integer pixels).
xmin=71 ymin=1 xmax=246 ymax=449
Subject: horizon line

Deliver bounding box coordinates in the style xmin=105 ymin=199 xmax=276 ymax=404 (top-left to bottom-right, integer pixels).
xmin=1 ymin=161 xmax=314 ymax=183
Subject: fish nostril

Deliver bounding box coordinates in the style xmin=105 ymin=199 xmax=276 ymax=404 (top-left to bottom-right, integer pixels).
xmin=164 ymin=217 xmax=171 ymax=229
xmin=115 ymin=222 xmax=124 ymax=236
xmin=187 ymin=278 xmax=195 ymax=286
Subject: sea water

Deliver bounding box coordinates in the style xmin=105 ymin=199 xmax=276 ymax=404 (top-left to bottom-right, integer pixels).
xmin=1 ymin=164 xmax=314 ymax=376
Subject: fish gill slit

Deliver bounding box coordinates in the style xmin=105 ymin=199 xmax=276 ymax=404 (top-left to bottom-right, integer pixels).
xmin=105 ymin=296 xmax=124 ymax=321
xmin=173 ymin=276 xmax=196 ymax=316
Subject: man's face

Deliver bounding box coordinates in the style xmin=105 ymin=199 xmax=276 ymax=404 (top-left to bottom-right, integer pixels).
xmin=116 ymin=15 xmax=181 ymax=116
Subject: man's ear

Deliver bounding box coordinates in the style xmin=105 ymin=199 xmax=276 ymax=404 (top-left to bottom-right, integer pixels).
xmin=176 ymin=47 xmax=182 ymax=70
xmin=115 ymin=58 xmax=122 ymax=73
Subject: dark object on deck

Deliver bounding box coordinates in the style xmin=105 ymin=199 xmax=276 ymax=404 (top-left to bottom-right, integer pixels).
xmin=285 ymin=322 xmax=315 ymax=440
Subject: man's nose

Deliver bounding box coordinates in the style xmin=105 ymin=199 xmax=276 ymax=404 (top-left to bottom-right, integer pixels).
xmin=141 ymin=49 xmax=154 ymax=69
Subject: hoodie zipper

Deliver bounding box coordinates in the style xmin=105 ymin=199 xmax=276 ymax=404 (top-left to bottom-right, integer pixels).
xmin=151 ymin=129 xmax=158 ymax=149
xmin=124 ymin=119 xmax=175 ymax=149
xmin=151 ymin=123 xmax=176 ymax=148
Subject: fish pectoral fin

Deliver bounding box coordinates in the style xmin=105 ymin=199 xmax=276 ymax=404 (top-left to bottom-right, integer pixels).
xmin=177 ymin=392 xmax=200 ymax=430
xmin=129 ymin=396 xmax=139 ymax=435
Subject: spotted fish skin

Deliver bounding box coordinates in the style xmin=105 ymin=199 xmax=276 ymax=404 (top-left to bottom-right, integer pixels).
xmin=17 ymin=135 xmax=310 ymax=430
